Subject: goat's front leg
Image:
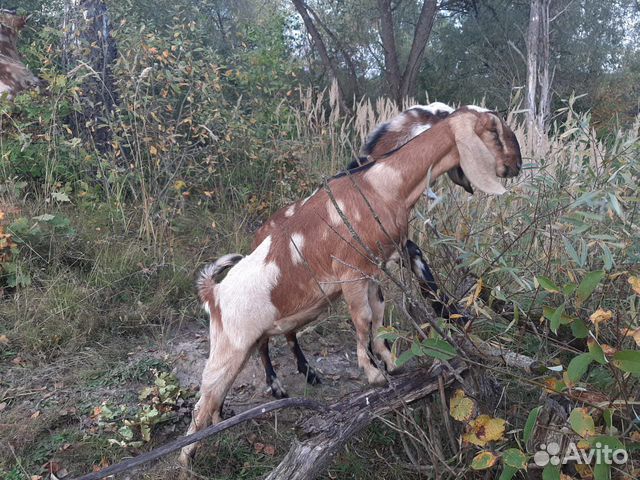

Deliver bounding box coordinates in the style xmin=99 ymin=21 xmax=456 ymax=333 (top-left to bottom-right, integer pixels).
xmin=341 ymin=279 xmax=386 ymax=386
xmin=258 ymin=339 xmax=288 ymax=399
xmin=367 ymin=281 xmax=398 ymax=374
xmin=286 ymin=332 xmax=321 ymax=385
xmin=405 ymin=240 xmax=465 ymax=321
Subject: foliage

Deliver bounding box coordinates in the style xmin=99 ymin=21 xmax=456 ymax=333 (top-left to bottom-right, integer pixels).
xmin=91 ymin=370 xmax=192 ymax=448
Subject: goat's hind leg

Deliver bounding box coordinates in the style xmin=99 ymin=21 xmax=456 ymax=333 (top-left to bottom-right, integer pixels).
xmin=286 ymin=332 xmax=321 ymax=385
xmin=179 ymin=334 xmax=254 ymax=467
xmin=258 ymin=338 xmax=288 ymax=398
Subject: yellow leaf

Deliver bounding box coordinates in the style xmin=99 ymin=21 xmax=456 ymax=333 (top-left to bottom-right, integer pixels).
xmin=466 ymin=278 xmax=484 ymax=307
xmin=463 ymin=415 xmax=506 ymax=446
xmin=174 ymin=180 xmax=187 ymax=191
xmin=471 ymin=450 xmax=498 ymax=470
xmin=574 ymin=463 xmax=593 ymax=479
xmin=450 ymin=389 xmax=476 ymax=422
xmin=589 ymin=308 xmax=612 ymax=325
xmin=149 ymin=145 xmax=158 ymax=156
xmin=629 ymin=276 xmax=640 ymax=295
xmin=621 ymin=327 xmax=640 ymax=346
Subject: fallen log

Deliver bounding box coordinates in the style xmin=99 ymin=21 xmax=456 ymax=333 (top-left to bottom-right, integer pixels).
xmin=265 ymin=359 xmax=468 ymax=480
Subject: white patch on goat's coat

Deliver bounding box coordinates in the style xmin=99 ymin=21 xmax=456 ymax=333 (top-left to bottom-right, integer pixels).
xmin=411 ymin=123 xmax=432 ymax=138
xmin=426 ymin=102 xmax=454 ymax=114
xmin=326 ymin=199 xmax=346 ymax=226
xmin=466 ymin=104 xmax=490 ymax=113
xmin=289 ymin=233 xmax=305 ymax=265
xmin=217 ymin=236 xmax=280 ymax=348
xmin=285 ymin=204 xmax=296 ymax=217
xmin=388 ymin=113 xmax=408 ymax=132
xmin=364 ymin=162 xmax=404 ymax=201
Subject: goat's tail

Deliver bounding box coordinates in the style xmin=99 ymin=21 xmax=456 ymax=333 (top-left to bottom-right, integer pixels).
xmin=197 ymin=254 xmax=243 ymax=309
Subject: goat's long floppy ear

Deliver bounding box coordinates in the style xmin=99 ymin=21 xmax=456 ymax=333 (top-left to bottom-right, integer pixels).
xmin=447 ymin=167 xmax=474 ymax=194
xmin=451 ymin=114 xmax=507 ymax=195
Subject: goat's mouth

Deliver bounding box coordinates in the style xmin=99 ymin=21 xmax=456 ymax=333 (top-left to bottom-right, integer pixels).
xmin=497 ymin=161 xmax=521 ymax=179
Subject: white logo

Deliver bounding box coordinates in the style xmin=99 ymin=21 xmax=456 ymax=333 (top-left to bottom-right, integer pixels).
xmin=534 ymin=442 xmax=628 ymax=467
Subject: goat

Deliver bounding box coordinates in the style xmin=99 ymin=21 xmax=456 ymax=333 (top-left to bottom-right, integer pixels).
xmin=256 ymin=102 xmax=470 ymax=399
xmin=0 ymin=10 xmax=42 ymax=99
xmin=180 ymin=106 xmax=522 ymax=465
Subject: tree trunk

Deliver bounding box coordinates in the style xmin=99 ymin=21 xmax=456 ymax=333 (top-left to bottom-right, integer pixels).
xmin=63 ymin=0 xmax=118 ymax=155
xmin=536 ymin=0 xmax=553 ymax=136
xmin=378 ymin=0 xmax=438 ymax=105
xmin=400 ymin=0 xmax=438 ymax=101
xmin=377 ymin=0 xmax=403 ymax=103
xmin=526 ymin=0 xmax=541 ymax=147
xmin=291 ymin=0 xmax=350 ymax=112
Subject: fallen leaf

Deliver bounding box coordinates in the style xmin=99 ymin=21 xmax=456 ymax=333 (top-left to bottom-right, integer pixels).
xmin=471 ymin=450 xmax=498 ymax=470
xmin=589 ymin=308 xmax=613 ymax=325
xmin=601 ymin=344 xmax=617 ymax=356
xmin=569 ymin=408 xmax=595 ymax=438
xmin=254 ymin=442 xmax=264 ymax=454
xmin=622 ymin=327 xmax=640 ymax=347
xmin=263 ymin=444 xmax=276 ymax=456
xmin=628 ymin=276 xmax=640 ymax=295
xmin=42 ymin=461 xmax=63 ymax=474
xmin=31 ymin=410 xmax=41 ymax=420
xmin=463 ymin=415 xmax=506 ymax=446
xmin=0 ymin=334 xmax=8 ymax=345
xmin=574 ymin=463 xmax=593 ymax=479
xmin=449 ymin=389 xmax=476 ymax=422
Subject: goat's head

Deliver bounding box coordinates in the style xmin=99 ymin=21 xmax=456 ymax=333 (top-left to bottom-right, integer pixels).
xmin=447 ymin=106 xmax=522 ymax=195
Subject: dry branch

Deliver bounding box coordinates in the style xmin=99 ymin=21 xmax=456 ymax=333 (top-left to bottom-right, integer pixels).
xmin=265 ymin=359 xmax=468 ymax=480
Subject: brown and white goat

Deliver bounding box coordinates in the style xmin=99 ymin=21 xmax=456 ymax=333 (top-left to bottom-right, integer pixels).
xmin=180 ymin=107 xmax=522 ymax=465
xmin=255 ymin=101 xmax=470 ymax=398
xmin=0 ymin=10 xmax=42 ymax=98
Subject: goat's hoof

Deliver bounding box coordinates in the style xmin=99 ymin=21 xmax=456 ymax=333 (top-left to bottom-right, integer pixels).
xmin=304 ymin=367 xmax=322 ymax=385
xmin=367 ymin=369 xmax=387 ymax=386
xmin=179 ymin=448 xmax=194 ymax=472
xmin=386 ymin=363 xmax=402 ymax=375
xmin=268 ymin=377 xmax=289 ymax=399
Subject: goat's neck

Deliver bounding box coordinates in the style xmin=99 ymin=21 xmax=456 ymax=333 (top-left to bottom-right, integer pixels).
xmin=364 ymin=121 xmax=458 ymax=209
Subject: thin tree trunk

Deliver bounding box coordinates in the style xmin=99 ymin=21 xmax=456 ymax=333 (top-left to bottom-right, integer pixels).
xmin=378 ymin=0 xmax=438 ymax=104
xmin=526 ymin=0 xmax=541 ymax=148
xmin=537 ymin=0 xmax=552 ymax=136
xmin=63 ymin=0 xmax=118 ymax=155
xmin=400 ymin=0 xmax=438 ymax=100
xmin=305 ymin=3 xmax=361 ymax=98
xmin=291 ymin=0 xmax=350 ymax=112
xmin=377 ymin=0 xmax=403 ymax=103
